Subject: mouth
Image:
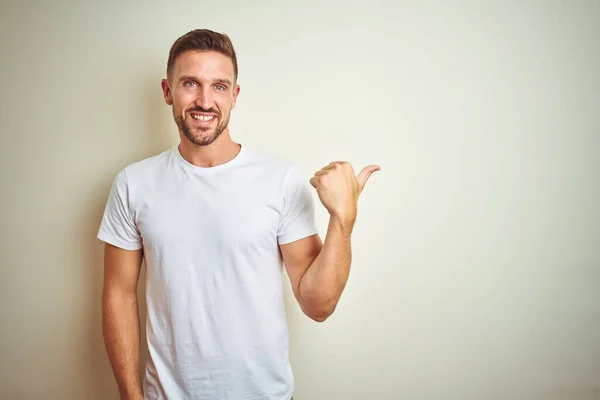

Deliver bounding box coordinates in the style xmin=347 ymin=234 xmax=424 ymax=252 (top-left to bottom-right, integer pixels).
xmin=189 ymin=112 xmax=217 ymax=126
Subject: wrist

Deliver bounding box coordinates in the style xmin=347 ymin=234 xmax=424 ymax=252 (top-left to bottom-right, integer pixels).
xmin=330 ymin=210 xmax=356 ymax=233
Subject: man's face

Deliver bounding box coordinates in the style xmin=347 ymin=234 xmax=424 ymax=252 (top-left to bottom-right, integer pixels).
xmin=161 ymin=50 xmax=240 ymax=147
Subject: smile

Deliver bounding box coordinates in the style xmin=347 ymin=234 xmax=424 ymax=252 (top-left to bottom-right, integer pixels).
xmin=191 ymin=115 xmax=215 ymax=122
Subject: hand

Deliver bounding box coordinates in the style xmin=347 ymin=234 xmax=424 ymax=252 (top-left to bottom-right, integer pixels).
xmin=309 ymin=161 xmax=380 ymax=224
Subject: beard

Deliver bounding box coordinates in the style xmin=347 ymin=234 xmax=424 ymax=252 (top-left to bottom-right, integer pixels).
xmin=174 ymin=107 xmax=230 ymax=147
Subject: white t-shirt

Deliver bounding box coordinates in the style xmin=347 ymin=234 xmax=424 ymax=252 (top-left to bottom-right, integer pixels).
xmin=97 ymin=144 xmax=318 ymax=400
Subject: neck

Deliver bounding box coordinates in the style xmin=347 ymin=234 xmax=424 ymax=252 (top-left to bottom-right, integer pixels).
xmin=177 ymin=129 xmax=241 ymax=168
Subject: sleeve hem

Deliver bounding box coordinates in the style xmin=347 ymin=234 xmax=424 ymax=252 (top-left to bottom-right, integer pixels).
xmin=278 ymin=227 xmax=319 ymax=245
xmin=97 ymin=231 xmax=142 ymax=251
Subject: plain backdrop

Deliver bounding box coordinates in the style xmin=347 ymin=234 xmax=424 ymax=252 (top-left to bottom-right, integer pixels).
xmin=1 ymin=1 xmax=599 ymax=399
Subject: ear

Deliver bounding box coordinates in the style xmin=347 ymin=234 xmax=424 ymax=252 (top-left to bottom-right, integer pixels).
xmin=161 ymin=78 xmax=173 ymax=106
xmin=231 ymin=84 xmax=241 ymax=110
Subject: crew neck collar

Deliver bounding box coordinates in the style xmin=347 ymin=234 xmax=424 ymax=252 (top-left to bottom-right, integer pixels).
xmin=173 ymin=144 xmax=246 ymax=173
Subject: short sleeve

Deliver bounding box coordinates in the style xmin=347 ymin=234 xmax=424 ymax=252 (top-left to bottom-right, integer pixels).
xmin=277 ymin=166 xmax=319 ymax=245
xmin=97 ymin=168 xmax=142 ymax=250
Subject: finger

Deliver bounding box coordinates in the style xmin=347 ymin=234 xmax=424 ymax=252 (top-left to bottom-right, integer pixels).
xmin=356 ymin=164 xmax=381 ymax=192
xmin=327 ymin=161 xmax=350 ymax=170
xmin=309 ymin=176 xmax=319 ymax=188
xmin=314 ymin=170 xmax=328 ymax=176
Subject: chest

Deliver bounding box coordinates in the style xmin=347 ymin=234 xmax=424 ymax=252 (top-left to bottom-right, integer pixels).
xmin=134 ymin=176 xmax=282 ymax=254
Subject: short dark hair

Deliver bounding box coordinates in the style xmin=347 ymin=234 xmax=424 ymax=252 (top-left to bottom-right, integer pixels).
xmin=167 ymin=29 xmax=238 ymax=82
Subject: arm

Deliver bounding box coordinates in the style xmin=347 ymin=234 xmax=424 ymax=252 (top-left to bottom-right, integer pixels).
xmin=281 ymin=215 xmax=353 ymax=322
xmin=102 ymin=243 xmax=144 ymax=400
xmin=281 ymin=160 xmax=380 ymax=322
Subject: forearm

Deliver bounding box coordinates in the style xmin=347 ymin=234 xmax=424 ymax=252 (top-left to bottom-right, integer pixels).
xmin=299 ymin=215 xmax=354 ymax=320
xmin=102 ymin=290 xmax=143 ymax=399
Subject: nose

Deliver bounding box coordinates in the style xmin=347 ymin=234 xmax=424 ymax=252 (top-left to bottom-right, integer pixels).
xmin=195 ymin=86 xmax=214 ymax=111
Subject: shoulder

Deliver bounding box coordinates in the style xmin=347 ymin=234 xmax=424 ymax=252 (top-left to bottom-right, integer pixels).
xmin=241 ymin=147 xmax=314 ymax=200
xmin=240 ymin=146 xmax=298 ymax=180
xmin=125 ymin=146 xmax=173 ymax=173
xmin=115 ymin=146 xmax=174 ymax=183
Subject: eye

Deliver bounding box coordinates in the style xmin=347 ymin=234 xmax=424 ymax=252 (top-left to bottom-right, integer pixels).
xmin=184 ymin=81 xmax=197 ymax=87
xmin=214 ymin=84 xmax=226 ymax=91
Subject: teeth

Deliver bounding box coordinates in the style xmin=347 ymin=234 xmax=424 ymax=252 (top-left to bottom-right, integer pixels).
xmin=192 ymin=114 xmax=214 ymax=121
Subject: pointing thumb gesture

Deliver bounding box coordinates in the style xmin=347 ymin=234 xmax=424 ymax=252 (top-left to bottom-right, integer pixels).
xmin=310 ymin=161 xmax=380 ymax=222
xmin=356 ymin=165 xmax=381 ymax=193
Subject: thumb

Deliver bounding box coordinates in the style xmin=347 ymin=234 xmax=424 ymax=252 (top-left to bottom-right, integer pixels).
xmin=356 ymin=164 xmax=381 ymax=192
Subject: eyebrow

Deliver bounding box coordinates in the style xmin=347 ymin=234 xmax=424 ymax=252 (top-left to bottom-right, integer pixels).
xmin=178 ymin=76 xmax=233 ymax=87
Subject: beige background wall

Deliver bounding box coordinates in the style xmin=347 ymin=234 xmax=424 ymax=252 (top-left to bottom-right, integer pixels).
xmin=1 ymin=1 xmax=599 ymax=399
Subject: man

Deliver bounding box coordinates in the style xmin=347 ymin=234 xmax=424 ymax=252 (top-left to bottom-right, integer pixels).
xmin=98 ymin=29 xmax=379 ymax=400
